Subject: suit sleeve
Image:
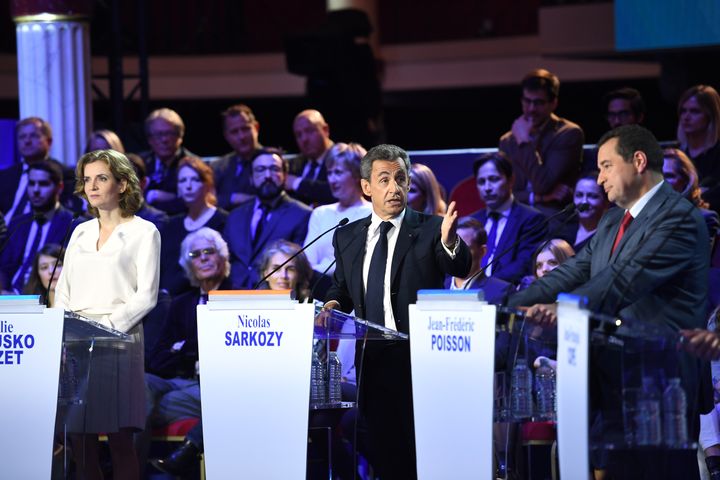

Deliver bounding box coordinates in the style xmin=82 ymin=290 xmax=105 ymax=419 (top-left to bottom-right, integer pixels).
xmin=289 ymin=207 xmax=312 ymax=245
xmin=434 ymin=232 xmax=472 ymax=279
xmin=295 ymin=177 xmax=336 ymax=205
xmin=493 ymin=210 xmax=547 ymax=284
xmin=325 ymin=230 xmax=355 ymax=313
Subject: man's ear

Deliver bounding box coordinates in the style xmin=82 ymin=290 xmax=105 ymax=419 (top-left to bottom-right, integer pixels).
xmin=634 ymin=150 xmax=649 ymax=174
xmin=361 ymin=178 xmax=372 ymax=197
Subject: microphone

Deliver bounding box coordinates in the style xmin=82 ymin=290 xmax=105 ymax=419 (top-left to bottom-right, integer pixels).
xmin=45 ymin=211 xmax=81 ymax=307
xmin=483 ymin=202 xmax=583 ymax=275
xmin=253 ymin=217 xmax=349 ymax=289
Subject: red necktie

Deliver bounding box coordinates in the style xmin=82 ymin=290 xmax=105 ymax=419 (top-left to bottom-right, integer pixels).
xmin=611 ymin=211 xmax=633 ymax=255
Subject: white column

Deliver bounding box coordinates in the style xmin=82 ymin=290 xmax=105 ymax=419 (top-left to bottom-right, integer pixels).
xmin=15 ymin=17 xmax=92 ymax=166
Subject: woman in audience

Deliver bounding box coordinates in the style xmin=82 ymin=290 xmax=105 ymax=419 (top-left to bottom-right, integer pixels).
xmin=517 ymin=238 xmax=575 ymax=290
xmin=663 ymin=147 xmax=720 ymax=247
xmin=86 ymin=129 xmax=125 ymax=153
xmin=408 ymin=163 xmax=447 ymax=215
xmin=22 ymin=243 xmax=64 ymax=307
xmin=257 ymin=239 xmax=313 ymax=301
xmin=568 ymin=173 xmax=610 ymax=251
xmin=159 ymin=156 xmax=228 ymax=295
xmin=303 ymin=143 xmax=371 ymax=274
xmin=677 ymin=85 xmax=720 ymax=213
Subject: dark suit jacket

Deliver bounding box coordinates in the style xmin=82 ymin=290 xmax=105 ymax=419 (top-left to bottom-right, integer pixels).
xmin=509 ymin=182 xmax=711 ymax=435
xmin=472 ymin=201 xmax=547 ymax=285
xmin=136 ymin=202 xmax=170 ymax=231
xmin=288 ymin=154 xmax=335 ymax=206
xmin=224 ymin=193 xmax=312 ymax=289
xmin=139 ymin=147 xmax=195 ymax=215
xmin=444 ymin=273 xmax=514 ymax=306
xmin=211 ymin=151 xmax=258 ymax=210
xmin=326 ymin=208 xmax=472 ymax=333
xmin=0 ymin=206 xmax=80 ymax=289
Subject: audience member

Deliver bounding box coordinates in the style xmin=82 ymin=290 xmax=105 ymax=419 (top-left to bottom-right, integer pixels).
xmin=663 ymin=147 xmax=720 ymax=246
xmin=517 ymin=238 xmax=576 ymax=291
xmin=0 ymin=117 xmax=79 ymax=222
xmin=146 ymin=227 xmax=231 ymax=476
xmin=471 ymin=152 xmax=547 ymax=284
xmin=0 ymin=160 xmax=79 ymax=293
xmin=286 ymin=109 xmax=335 ymax=206
xmin=160 ymin=157 xmax=228 ymax=296
xmin=126 ymin=153 xmax=169 ymax=231
xmin=448 ymin=217 xmax=514 ymax=304
xmin=303 ymin=142 xmax=371 ymax=274
xmin=256 ymin=239 xmax=313 ymax=300
xmin=86 ymin=129 xmax=125 ymax=153
xmin=677 ymin=85 xmax=720 ymax=214
xmin=140 ymin=108 xmax=194 ymax=214
xmin=225 ymin=148 xmax=312 ymax=288
xmin=499 ymin=69 xmax=584 ymax=215
xmin=212 ymin=104 xmax=263 ymax=210
xmin=560 ymin=172 xmax=610 ymax=251
xmin=408 ymin=163 xmax=447 ymax=215
xmin=21 ymin=243 xmax=64 ymax=307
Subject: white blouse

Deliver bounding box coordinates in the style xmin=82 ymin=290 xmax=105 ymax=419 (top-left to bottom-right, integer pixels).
xmin=55 ymin=216 xmax=161 ymax=333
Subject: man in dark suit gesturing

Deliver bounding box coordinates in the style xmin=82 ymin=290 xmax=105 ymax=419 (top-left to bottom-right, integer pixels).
xmin=509 ymin=125 xmax=710 ymax=479
xmin=323 ymin=144 xmax=471 ymax=479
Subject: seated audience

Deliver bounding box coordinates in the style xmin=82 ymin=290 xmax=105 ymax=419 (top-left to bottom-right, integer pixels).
xmin=160 ymin=156 xmax=228 ymax=296
xmin=447 ymin=217 xmax=514 ymax=304
xmin=408 ymin=163 xmax=447 ymax=215
xmin=256 ymin=239 xmax=314 ymax=300
xmin=21 ymin=243 xmax=64 ymax=307
xmin=146 ymin=227 xmax=231 ymax=476
xmin=0 ymin=160 xmax=79 ymax=293
xmin=559 ymin=173 xmax=610 ymax=251
xmin=85 ymin=129 xmax=125 ymax=153
xmin=499 ymin=68 xmax=584 ymax=216
xmin=126 ymin=153 xmax=169 ymax=231
xmin=212 ymin=103 xmax=263 ymax=210
xmin=471 ymin=152 xmax=547 ymax=284
xmin=225 ymin=148 xmax=311 ymax=289
xmin=303 ymin=142 xmax=371 ymax=274
xmin=517 ymin=238 xmax=576 ymax=291
xmin=677 ymin=85 xmax=720 ymax=214
xmin=286 ymin=109 xmax=335 ymax=206
xmin=140 ymin=108 xmax=195 ymax=214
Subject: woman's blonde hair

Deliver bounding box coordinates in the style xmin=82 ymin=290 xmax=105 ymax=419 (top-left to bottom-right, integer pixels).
xmin=75 ymin=149 xmax=143 ymax=218
xmin=410 ymin=163 xmax=447 ymax=215
xmin=663 ymin=147 xmax=709 ymax=209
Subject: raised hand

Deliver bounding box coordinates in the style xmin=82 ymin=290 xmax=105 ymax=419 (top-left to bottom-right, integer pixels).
xmin=441 ymin=200 xmax=460 ymax=248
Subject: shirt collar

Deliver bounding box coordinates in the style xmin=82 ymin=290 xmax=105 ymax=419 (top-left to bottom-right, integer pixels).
xmin=627 ymin=180 xmax=663 ymax=219
xmin=370 ymin=208 xmax=405 ymax=234
xmin=490 ymin=195 xmax=514 ymax=217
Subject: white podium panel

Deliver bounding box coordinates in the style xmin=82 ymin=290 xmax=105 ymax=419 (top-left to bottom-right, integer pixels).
xmin=557 ymin=295 xmax=590 ymax=479
xmin=409 ymin=292 xmax=496 ymax=480
xmin=197 ymin=298 xmax=314 ymax=479
xmin=0 ymin=304 xmax=63 ymax=479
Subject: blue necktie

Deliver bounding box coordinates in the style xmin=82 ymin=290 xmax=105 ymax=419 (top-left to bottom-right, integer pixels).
xmin=365 ymin=221 xmax=393 ymax=326
xmin=12 ymin=217 xmax=47 ymax=292
xmin=482 ymin=211 xmax=501 ymax=269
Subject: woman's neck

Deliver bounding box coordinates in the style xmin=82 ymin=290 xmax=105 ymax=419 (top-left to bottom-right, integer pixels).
xmin=338 ymin=193 xmax=365 ymax=210
xmin=686 ymin=131 xmax=711 ymax=156
xmin=578 ymin=215 xmax=600 ymax=232
xmin=97 ymin=208 xmax=128 ymax=229
xmin=48 ymin=290 xmax=55 ymax=308
xmin=187 ymin=201 xmax=212 ymax=220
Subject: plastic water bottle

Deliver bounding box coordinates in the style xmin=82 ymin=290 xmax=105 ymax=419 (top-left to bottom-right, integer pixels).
xmin=663 ymin=377 xmax=688 ymax=448
xmin=511 ymin=358 xmax=533 ymax=420
xmin=534 ymin=357 xmax=556 ymax=421
xmin=310 ymin=352 xmax=327 ymax=406
xmin=328 ymin=352 xmax=342 ymax=404
xmin=636 ymin=376 xmax=662 ymax=446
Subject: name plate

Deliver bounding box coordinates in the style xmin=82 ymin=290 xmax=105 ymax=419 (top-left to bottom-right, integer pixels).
xmin=409 ymin=291 xmax=496 ymax=479
xmin=197 ymin=300 xmax=314 ymax=479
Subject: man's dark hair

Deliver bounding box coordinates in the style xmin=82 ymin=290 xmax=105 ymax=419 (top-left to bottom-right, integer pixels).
xmin=126 ymin=153 xmax=147 ymax=181
xmin=28 ymin=159 xmax=62 ymax=185
xmin=597 ymin=124 xmax=663 ymax=172
xmin=521 ymin=68 xmax=560 ymax=101
xmin=473 ymin=151 xmax=513 ymax=179
xmin=360 ymin=144 xmax=411 ymax=181
xmin=251 ymin=147 xmax=288 ymax=173
xmin=222 ymin=103 xmax=257 ymax=128
xmin=457 ymin=216 xmax=488 ymax=247
xmin=602 ymin=87 xmax=646 ymax=119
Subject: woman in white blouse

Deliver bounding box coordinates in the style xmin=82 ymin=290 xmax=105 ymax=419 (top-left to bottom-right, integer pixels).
xmin=55 ymin=149 xmax=160 ymax=480
xmin=303 ymin=143 xmax=371 ymax=274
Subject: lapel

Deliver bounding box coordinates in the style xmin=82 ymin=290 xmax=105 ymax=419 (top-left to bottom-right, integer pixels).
xmin=390 ymin=209 xmax=422 ymax=286
xmin=350 ymin=216 xmax=371 ymax=307
xmin=609 ymin=183 xmax=671 ymax=262
xmin=254 ymin=196 xmax=289 ymax=253
xmin=494 ymin=201 xmax=518 ymax=260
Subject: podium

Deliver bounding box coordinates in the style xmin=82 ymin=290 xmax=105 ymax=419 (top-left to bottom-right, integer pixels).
xmin=0 ymin=297 xmax=129 ymax=479
xmin=196 ymin=290 xmax=407 ymax=480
